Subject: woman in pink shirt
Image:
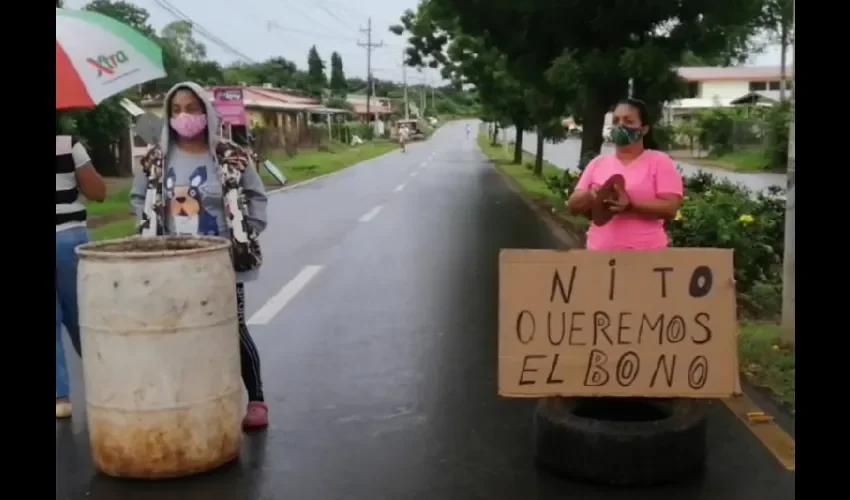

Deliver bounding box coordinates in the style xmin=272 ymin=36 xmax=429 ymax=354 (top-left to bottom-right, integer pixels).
xmin=567 ymin=98 xmax=684 ymax=250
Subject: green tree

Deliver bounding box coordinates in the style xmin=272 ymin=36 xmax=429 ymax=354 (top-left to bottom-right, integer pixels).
xmin=185 ymin=60 xmax=225 ymax=86
xmin=223 ymin=57 xmax=310 ymax=91
xmin=160 ymin=20 xmax=207 ymax=62
xmin=329 ymin=52 xmax=347 ymax=97
xmin=346 ymin=77 xmax=368 ymax=93
xmin=391 ymin=3 xmax=564 ymax=172
xmin=306 ymin=45 xmax=327 ymax=96
xmin=410 ymin=0 xmax=766 ymax=161
xmin=149 ymin=20 xmax=211 ymax=92
xmin=760 ymin=0 xmax=794 ymax=101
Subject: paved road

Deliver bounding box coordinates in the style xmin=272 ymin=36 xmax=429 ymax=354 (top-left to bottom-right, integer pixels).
xmin=504 ymin=128 xmax=786 ymax=192
xmin=57 ymin=121 xmax=794 ymax=500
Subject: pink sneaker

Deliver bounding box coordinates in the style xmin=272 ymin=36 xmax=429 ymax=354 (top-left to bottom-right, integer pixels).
xmin=242 ymin=401 xmax=268 ymax=430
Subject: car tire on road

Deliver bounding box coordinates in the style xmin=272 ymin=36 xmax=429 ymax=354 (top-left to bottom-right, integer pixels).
xmin=534 ymin=397 xmax=708 ymax=486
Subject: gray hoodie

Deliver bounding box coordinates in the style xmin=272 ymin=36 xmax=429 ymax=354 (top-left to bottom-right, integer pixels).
xmin=130 ymin=81 xmax=268 ymax=282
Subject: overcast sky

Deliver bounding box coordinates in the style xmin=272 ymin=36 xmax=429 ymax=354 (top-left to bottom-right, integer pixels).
xmin=66 ymin=0 xmax=786 ymax=84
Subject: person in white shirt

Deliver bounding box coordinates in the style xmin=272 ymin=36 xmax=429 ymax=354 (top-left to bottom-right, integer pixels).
xmin=399 ymin=125 xmax=410 ymax=152
xmin=56 ymin=114 xmax=107 ymax=419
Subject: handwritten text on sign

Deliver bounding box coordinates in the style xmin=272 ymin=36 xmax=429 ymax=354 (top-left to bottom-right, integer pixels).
xmin=498 ymin=249 xmax=738 ymax=398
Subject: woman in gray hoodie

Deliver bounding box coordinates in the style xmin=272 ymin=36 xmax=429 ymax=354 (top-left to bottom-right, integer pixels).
xmin=130 ymin=82 xmax=269 ymax=429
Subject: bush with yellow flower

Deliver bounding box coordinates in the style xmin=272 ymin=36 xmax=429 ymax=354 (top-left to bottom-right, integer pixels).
xmin=668 ymin=170 xmax=785 ymax=318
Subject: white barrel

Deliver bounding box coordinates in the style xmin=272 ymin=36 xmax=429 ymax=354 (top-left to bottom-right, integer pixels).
xmin=76 ymin=236 xmax=242 ymax=479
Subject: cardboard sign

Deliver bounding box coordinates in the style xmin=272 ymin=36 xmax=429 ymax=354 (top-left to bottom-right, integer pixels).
xmin=498 ymin=248 xmax=739 ymax=399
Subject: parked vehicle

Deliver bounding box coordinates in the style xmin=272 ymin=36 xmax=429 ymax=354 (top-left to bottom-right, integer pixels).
xmin=396 ymin=119 xmax=427 ymax=141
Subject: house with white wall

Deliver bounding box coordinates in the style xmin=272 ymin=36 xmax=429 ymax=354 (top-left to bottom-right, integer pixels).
xmin=678 ymin=66 xmax=791 ymax=100
xmin=663 ymin=66 xmax=792 ymax=123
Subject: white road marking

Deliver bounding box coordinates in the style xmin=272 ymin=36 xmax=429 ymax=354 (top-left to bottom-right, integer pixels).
xmin=359 ymin=205 xmax=383 ymax=222
xmin=410 ymin=171 xmax=418 ymax=177
xmin=247 ymin=265 xmax=324 ymax=325
xmin=393 ymin=183 xmax=406 ymax=193
xmin=420 ymin=161 xmax=428 ymax=167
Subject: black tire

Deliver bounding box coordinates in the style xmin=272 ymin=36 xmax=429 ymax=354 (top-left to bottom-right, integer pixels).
xmin=534 ymin=397 xmax=707 ymax=487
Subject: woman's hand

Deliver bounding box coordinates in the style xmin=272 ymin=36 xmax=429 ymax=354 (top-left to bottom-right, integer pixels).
xmin=606 ymin=184 xmax=630 ymax=213
xmin=566 ymin=187 xmax=599 ymax=215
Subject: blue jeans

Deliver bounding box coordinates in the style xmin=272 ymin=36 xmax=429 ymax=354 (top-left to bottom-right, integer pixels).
xmin=56 ymin=227 xmax=89 ymax=399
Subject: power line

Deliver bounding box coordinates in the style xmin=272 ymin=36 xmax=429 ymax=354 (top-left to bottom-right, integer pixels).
xmin=265 ymin=20 xmax=357 ymax=42
xmin=312 ymin=0 xmax=361 ymax=35
xmin=272 ymin=0 xmax=355 ymax=40
xmin=154 ymin=0 xmax=255 ymax=63
xmin=314 ymin=0 xmax=363 ymax=21
xmin=357 ymin=18 xmax=383 ymax=118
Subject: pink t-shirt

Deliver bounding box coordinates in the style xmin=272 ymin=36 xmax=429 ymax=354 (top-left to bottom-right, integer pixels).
xmin=576 ymin=150 xmax=683 ymax=250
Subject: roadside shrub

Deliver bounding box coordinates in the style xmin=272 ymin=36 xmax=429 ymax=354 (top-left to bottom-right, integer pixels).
xmin=668 ymin=171 xmax=785 ymax=318
xmin=694 ymin=108 xmax=738 ymax=156
xmin=544 ymin=168 xmax=580 ymax=203
xmin=651 ymin=123 xmax=676 ymax=151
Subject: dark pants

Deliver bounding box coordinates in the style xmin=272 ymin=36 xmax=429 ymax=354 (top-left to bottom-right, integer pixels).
xmin=236 ymin=283 xmax=264 ymax=402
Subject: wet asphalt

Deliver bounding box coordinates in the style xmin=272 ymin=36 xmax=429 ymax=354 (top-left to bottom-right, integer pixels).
xmin=507 ymin=128 xmax=786 ymax=192
xmin=56 ymin=121 xmax=794 ymax=500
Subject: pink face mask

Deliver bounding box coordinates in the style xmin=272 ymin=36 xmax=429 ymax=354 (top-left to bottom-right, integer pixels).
xmin=170 ymin=113 xmax=208 ymax=138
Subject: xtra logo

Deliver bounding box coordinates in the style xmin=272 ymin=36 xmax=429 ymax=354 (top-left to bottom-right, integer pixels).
xmin=86 ymin=51 xmax=129 ymax=77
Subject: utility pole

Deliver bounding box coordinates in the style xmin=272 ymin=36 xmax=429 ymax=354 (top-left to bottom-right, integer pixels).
xmin=781 ymin=0 xmax=795 ymax=345
xmin=419 ymin=70 xmax=426 ymax=117
xmin=357 ymin=18 xmax=383 ymax=123
xmin=402 ymin=51 xmax=409 ymax=120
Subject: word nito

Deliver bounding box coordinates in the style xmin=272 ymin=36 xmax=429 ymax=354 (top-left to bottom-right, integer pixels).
xmin=515 ymin=260 xmax=718 ymax=391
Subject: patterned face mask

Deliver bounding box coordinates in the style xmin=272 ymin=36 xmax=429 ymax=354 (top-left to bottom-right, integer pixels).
xmin=610 ymin=125 xmax=643 ymax=146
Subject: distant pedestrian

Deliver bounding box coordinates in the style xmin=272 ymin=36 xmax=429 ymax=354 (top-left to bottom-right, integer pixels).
xmin=129 ymin=81 xmax=270 ymax=430
xmin=56 ymin=114 xmax=107 ymax=418
xmin=399 ymin=125 xmax=409 ymax=152
xmin=566 ymin=97 xmax=683 ymax=249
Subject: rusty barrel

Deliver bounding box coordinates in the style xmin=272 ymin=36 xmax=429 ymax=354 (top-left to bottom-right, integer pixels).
xmin=76 ymin=235 xmax=242 ymax=479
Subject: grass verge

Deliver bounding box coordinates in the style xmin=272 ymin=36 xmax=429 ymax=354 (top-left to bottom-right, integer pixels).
xmin=263 ymin=140 xmax=398 ymax=186
xmin=477 ymin=133 xmax=588 ymax=234
xmin=670 ymin=147 xmax=770 ymax=173
xmin=738 ymin=323 xmax=795 ymax=415
xmin=86 ymin=185 xmax=131 ymax=217
xmin=91 ymin=218 xmax=136 ymax=241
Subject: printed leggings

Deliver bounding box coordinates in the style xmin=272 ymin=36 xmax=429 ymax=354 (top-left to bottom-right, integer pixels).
xmin=236 ymin=283 xmax=264 ymax=402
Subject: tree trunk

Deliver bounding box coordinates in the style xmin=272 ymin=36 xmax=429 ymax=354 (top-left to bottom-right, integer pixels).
xmin=117 ymin=130 xmax=133 ymax=177
xmin=491 ymin=123 xmax=500 ymax=146
xmin=533 ymin=130 xmax=544 ymax=176
xmin=579 ymin=92 xmax=607 ymax=167
xmin=90 ymin=141 xmax=121 ymax=177
xmin=513 ymin=122 xmax=524 ymax=165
